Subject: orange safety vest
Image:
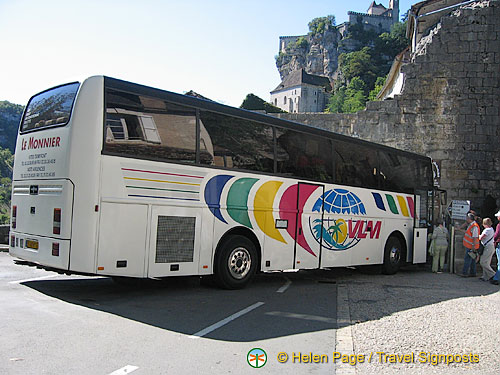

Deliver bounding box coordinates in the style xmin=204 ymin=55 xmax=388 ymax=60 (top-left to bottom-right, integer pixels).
xmin=463 ymin=222 xmax=480 ymax=250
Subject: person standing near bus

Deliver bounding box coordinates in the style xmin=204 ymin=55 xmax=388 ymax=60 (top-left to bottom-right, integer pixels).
xmin=478 ymin=218 xmax=495 ymax=281
xmin=490 ymin=211 xmax=500 ymax=285
xmin=431 ymin=220 xmax=449 ymax=273
xmin=460 ymin=213 xmax=480 ymax=277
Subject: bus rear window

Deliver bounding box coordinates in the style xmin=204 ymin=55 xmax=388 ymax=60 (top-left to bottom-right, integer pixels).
xmin=21 ymin=82 xmax=79 ymax=132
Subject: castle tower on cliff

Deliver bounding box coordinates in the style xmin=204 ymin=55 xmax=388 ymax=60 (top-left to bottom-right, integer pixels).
xmin=349 ymin=0 xmax=399 ymax=32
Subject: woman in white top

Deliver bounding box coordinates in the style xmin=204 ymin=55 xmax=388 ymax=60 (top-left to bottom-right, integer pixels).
xmin=479 ymin=217 xmax=496 ymax=281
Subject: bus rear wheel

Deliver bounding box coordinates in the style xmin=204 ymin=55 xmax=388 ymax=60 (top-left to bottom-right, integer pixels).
xmin=215 ymin=235 xmax=258 ymax=289
xmin=382 ymin=235 xmax=404 ymax=275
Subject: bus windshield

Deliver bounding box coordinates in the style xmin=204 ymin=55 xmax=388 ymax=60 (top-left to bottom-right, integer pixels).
xmin=21 ymin=82 xmax=79 ymax=133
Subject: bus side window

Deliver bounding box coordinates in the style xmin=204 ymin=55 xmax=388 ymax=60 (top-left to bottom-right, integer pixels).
xmin=276 ymin=128 xmax=333 ymax=182
xmin=199 ymin=111 xmax=274 ymax=173
xmin=104 ymin=89 xmax=197 ymax=163
xmin=379 ymin=151 xmax=418 ymax=193
xmin=333 ymin=140 xmax=378 ymax=189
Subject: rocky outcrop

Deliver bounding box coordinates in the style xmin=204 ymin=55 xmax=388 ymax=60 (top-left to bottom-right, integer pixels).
xmin=277 ymin=26 xmax=340 ymax=82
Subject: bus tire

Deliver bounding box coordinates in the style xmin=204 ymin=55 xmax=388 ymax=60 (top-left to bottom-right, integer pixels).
xmin=215 ymin=235 xmax=258 ymax=289
xmin=382 ymin=235 xmax=403 ymax=275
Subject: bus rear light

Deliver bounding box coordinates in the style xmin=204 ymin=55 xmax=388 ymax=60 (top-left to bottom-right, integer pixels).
xmin=53 ymin=208 xmax=61 ymax=235
xmin=12 ymin=205 xmax=17 ymax=229
xmin=10 ymin=235 xmax=15 ymax=247
xmin=52 ymin=243 xmax=60 ymax=257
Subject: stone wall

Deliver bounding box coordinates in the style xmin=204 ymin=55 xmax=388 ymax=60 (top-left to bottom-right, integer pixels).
xmin=275 ymin=0 xmax=500 ymax=212
xmin=348 ymin=11 xmax=396 ymax=33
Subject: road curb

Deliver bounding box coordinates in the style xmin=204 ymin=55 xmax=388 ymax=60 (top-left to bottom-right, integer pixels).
xmin=0 ymin=245 xmax=9 ymax=252
xmin=336 ymin=283 xmax=356 ymax=375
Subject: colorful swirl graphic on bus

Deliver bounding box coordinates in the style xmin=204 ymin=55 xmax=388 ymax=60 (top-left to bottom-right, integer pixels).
xmin=205 ymin=175 xmax=321 ymax=256
xmin=372 ymin=192 xmax=414 ymax=217
xmin=204 ymin=177 xmax=376 ymax=255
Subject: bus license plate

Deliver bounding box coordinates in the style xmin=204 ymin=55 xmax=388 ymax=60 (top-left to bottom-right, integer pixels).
xmin=26 ymin=240 xmax=39 ymax=250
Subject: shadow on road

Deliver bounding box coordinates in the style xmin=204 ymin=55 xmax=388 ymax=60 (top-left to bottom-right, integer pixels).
xmin=22 ymin=269 xmax=339 ymax=342
xmin=21 ymin=265 xmax=498 ymax=341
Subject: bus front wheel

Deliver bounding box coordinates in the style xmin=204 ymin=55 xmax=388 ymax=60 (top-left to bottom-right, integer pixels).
xmin=382 ymin=235 xmax=404 ymax=275
xmin=215 ymin=235 xmax=258 ymax=289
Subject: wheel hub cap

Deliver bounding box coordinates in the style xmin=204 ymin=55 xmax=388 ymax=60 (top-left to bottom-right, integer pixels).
xmin=228 ymin=247 xmax=251 ymax=280
xmin=390 ymin=246 xmax=400 ymax=264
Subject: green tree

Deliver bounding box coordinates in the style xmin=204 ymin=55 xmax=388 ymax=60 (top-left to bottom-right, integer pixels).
xmin=295 ymin=36 xmax=308 ymax=49
xmin=326 ymin=86 xmax=346 ymax=113
xmin=339 ymin=47 xmax=378 ymax=93
xmin=0 ymin=148 xmax=13 ymax=177
xmin=0 ymin=101 xmax=23 ymax=152
xmin=240 ymin=94 xmax=284 ymax=113
xmin=368 ymin=76 xmax=386 ymax=101
xmin=343 ymin=77 xmax=367 ymax=113
xmin=0 ymin=147 xmax=13 ymax=224
xmin=327 ymin=78 xmax=367 ymax=114
xmin=329 ymin=21 xmax=409 ymax=112
xmin=308 ymin=15 xmax=336 ymax=35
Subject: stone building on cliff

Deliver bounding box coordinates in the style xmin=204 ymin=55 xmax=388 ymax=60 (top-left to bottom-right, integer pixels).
xmin=274 ymin=1 xmax=400 ymax=112
xmin=270 ymin=69 xmax=331 ymax=113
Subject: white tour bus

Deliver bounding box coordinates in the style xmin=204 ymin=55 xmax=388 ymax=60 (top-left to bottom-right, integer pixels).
xmin=9 ymin=76 xmax=433 ymax=288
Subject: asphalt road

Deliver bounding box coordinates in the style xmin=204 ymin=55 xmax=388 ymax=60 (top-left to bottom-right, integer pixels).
xmin=2 ymin=251 xmax=499 ymax=375
xmin=0 ymin=252 xmax=338 ymax=375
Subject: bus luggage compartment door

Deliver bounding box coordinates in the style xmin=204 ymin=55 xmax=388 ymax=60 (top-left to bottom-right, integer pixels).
xmin=148 ymin=206 xmax=202 ymax=277
xmin=96 ymin=202 xmax=148 ymax=277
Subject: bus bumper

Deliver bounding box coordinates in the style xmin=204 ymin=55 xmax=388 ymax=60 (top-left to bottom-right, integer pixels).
xmin=9 ymin=231 xmax=70 ymax=271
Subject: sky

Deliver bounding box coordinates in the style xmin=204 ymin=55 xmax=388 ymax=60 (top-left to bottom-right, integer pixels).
xmin=0 ymin=0 xmax=414 ymax=107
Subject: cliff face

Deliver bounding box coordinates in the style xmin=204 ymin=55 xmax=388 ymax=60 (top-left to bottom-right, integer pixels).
xmin=276 ymin=23 xmax=393 ymax=86
xmin=0 ymin=101 xmax=23 ymax=153
xmin=277 ymin=27 xmax=341 ymax=81
xmin=276 ymin=27 xmax=342 ymax=82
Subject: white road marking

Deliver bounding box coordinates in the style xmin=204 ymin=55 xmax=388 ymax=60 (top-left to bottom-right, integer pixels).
xmin=9 ymin=274 xmax=59 ymax=284
xmin=190 ymin=301 xmax=265 ymax=338
xmin=276 ymin=277 xmax=292 ymax=293
xmin=107 ymin=365 xmax=139 ymax=375
xmin=265 ymin=311 xmax=336 ymax=324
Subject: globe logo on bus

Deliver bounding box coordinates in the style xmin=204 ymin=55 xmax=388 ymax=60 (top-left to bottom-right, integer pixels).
xmin=310 ymin=189 xmax=366 ymax=251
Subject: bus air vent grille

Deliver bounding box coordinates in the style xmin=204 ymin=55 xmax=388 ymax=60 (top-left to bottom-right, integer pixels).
xmin=155 ymin=216 xmax=195 ymax=263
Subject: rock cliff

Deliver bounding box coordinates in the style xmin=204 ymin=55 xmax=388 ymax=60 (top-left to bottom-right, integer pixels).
xmin=276 ymin=25 xmax=341 ymax=81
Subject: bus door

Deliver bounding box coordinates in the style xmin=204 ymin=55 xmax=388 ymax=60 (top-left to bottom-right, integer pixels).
xmin=412 ymin=189 xmax=432 ymax=263
xmin=147 ymin=206 xmax=202 ymax=277
xmin=293 ymin=183 xmax=324 ymax=269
